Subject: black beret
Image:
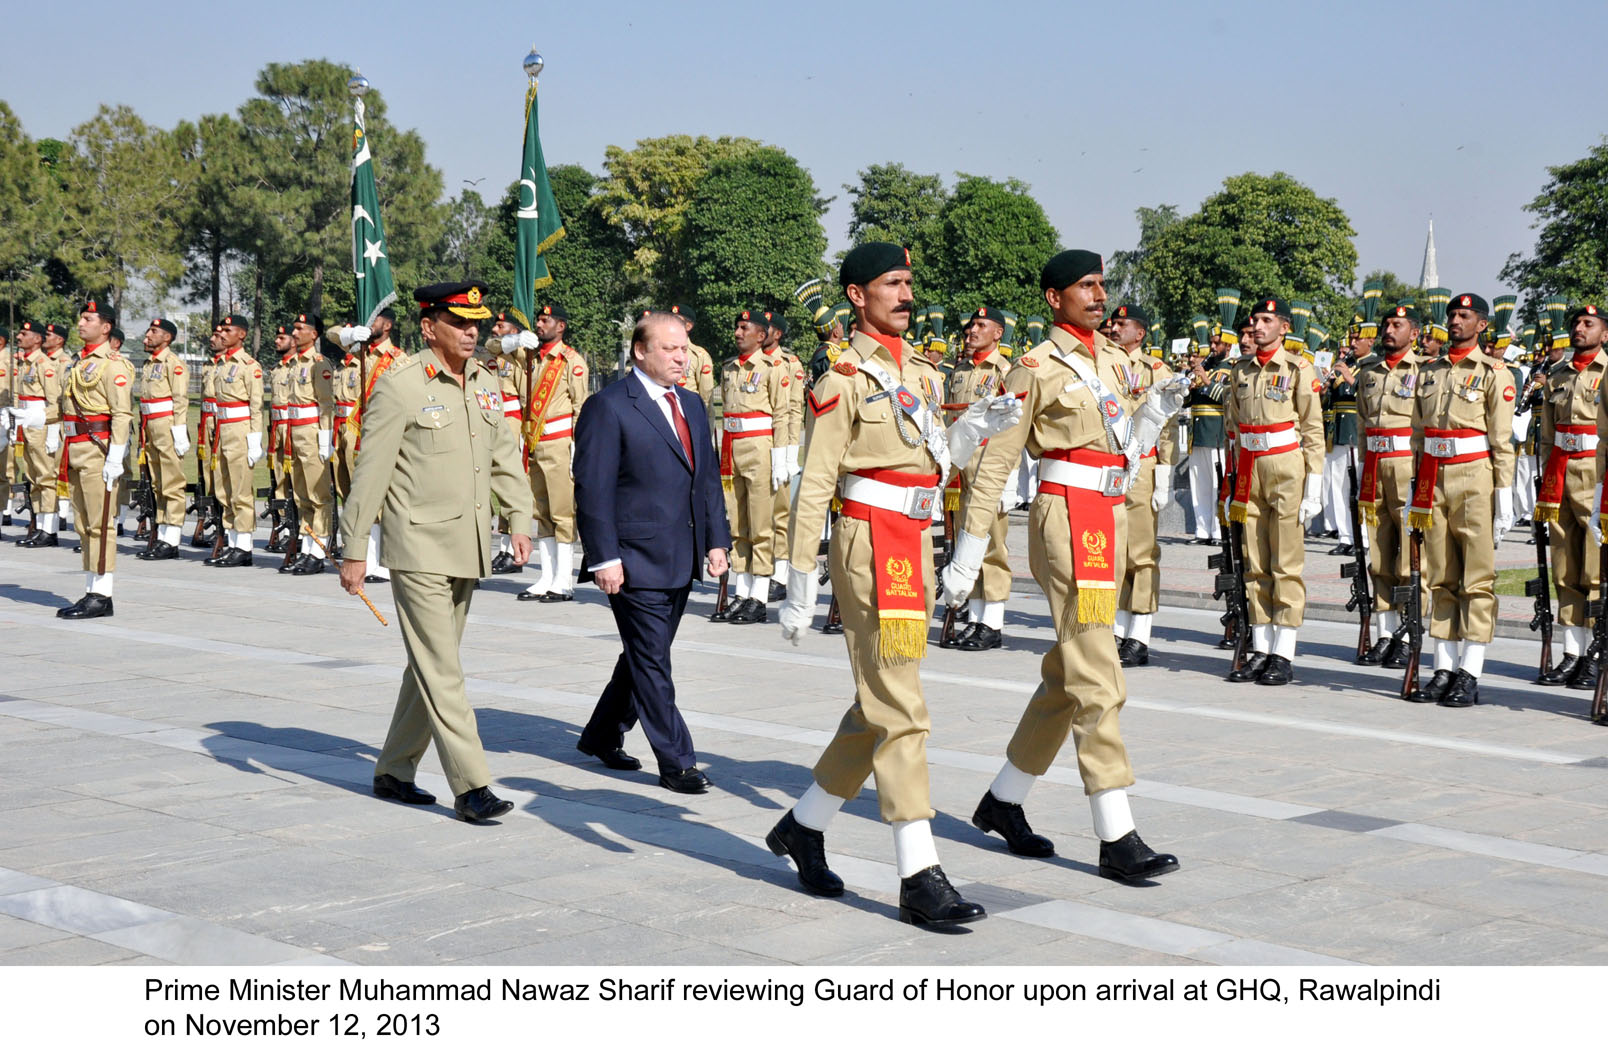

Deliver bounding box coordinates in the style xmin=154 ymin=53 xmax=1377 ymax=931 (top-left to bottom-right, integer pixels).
xmin=538 ymin=300 xmax=567 ymax=322
xmin=275 ymin=324 xmax=289 ymax=337
xmin=219 ymin=313 xmax=251 ymax=331
xmin=1448 ymin=293 xmax=1489 ymax=316
xmin=148 ymin=318 xmax=178 ymax=338
xmin=839 ymin=242 xmax=910 ymax=288
xmin=293 ymin=311 xmax=325 ymax=334
xmin=1249 ymin=296 xmax=1290 ymax=320
xmin=669 ymin=303 xmax=696 ymax=325
xmin=967 ymin=305 xmax=1009 ymax=326
xmin=1111 ymin=304 xmax=1150 ymax=328
xmin=109 ymin=326 xmax=125 ymax=344
xmin=375 ymin=306 xmax=396 ymax=323
xmin=763 ymin=311 xmax=787 ymax=335
xmin=81 ymin=297 xmax=116 ymax=324
xmin=1385 ymin=304 xmax=1423 ymax=325
xmin=17 ymin=321 xmax=42 ymax=337
xmin=44 ymin=323 xmax=71 ymax=339
xmin=1567 ymin=304 xmax=1608 ymax=326
xmin=413 ymin=281 xmax=491 ymax=320
xmin=1040 ymin=249 xmax=1103 ymax=291
xmin=0 ymin=328 xmax=7 ymax=342
xmin=735 ymin=309 xmax=767 ymax=327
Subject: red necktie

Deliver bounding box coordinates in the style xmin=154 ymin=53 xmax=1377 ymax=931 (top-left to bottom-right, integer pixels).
xmin=664 ymin=392 xmax=694 ymax=468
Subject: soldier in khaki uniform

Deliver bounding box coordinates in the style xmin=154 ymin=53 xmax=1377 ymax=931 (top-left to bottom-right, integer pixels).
xmin=1221 ymin=297 xmax=1327 ymax=684
xmin=1536 ymin=304 xmax=1608 ymax=689
xmin=56 ymin=300 xmax=133 ymax=618
xmin=1406 ymin=293 xmax=1516 ymax=706
xmin=134 ymin=318 xmax=191 ymax=560
xmin=761 ymin=310 xmax=805 ymax=602
xmin=41 ymin=324 xmax=76 ymax=531
xmin=715 ymin=309 xmax=795 ymax=622
xmin=483 ymin=311 xmax=526 ymax=574
xmin=517 ymin=301 xmax=588 ymax=603
xmin=339 ymin=281 xmax=534 ymax=824
xmin=206 ymin=314 xmax=265 ymax=567
xmin=281 ymin=312 xmax=336 ymax=574
xmin=331 ymin=338 xmax=362 ymax=499
xmin=1354 ymin=305 xmax=1426 ymax=667
xmin=771 ymin=241 xmax=1016 ymax=927
xmin=12 ymin=321 xmax=62 ymax=547
xmin=265 ymin=328 xmax=294 ymax=551
xmin=941 ymin=305 xmax=1015 ymax=650
xmin=939 ymin=250 xmax=1182 ymax=882
xmin=0 ymin=329 xmax=13 ymax=530
xmin=670 ymin=305 xmax=716 ymax=419
xmin=1107 ymin=304 xmax=1177 ymax=666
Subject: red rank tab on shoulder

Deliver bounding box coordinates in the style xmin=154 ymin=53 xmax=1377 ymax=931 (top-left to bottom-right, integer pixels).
xmin=807 ymin=392 xmax=840 ymax=418
xmin=1019 ymin=357 xmax=1038 ymax=368
xmin=833 ymin=362 xmax=858 ymax=376
xmin=1503 ymin=385 xmax=1515 ymax=402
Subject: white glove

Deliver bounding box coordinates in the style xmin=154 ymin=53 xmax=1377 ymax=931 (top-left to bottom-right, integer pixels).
xmin=786 ymin=444 xmax=801 ymax=479
xmin=1152 ymin=465 xmax=1172 ymax=513
xmin=17 ymin=404 xmax=45 ymax=431
xmin=246 ymin=432 xmax=263 ymax=467
xmin=102 ymin=443 xmax=126 ymax=490
xmin=318 ymin=429 xmax=332 ymax=460
xmin=1297 ymin=472 xmax=1323 ymax=523
xmin=939 ymin=528 xmax=988 ymax=608
xmin=1593 ymin=484 xmax=1604 ymax=548
xmin=337 ymin=325 xmax=355 ymax=348
xmin=946 ymin=393 xmax=1024 ymax=467
xmin=171 ymin=423 xmax=190 ymax=457
xmin=350 ymin=325 xmax=371 ymax=344
xmin=1494 ymin=489 xmax=1514 ymax=546
xmin=517 ymin=330 xmax=540 ymax=351
xmin=1132 ymin=376 xmax=1190 ymax=457
xmin=779 ymin=563 xmax=819 ymax=646
xmin=0 ymin=408 xmax=11 ymax=434
xmin=770 ymin=446 xmax=788 ymax=490
xmin=45 ymin=423 xmax=59 ymax=454
xmin=484 ymin=335 xmax=506 ymax=356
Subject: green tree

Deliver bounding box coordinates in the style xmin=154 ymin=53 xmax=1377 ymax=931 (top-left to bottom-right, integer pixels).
xmin=679 ymin=147 xmax=828 ymax=357
xmin=0 ymin=102 xmax=62 ymax=331
xmin=592 ymin=134 xmax=763 ymax=303
xmin=441 ymin=188 xmax=492 ymax=278
xmin=927 ymin=175 xmax=1060 ymax=324
xmin=843 ymin=162 xmax=946 ymax=267
xmin=1104 ymin=204 xmax=1182 ymax=312
xmin=1361 ymin=270 xmax=1427 ymax=318
xmin=1143 ymin=172 xmax=1357 ymax=344
xmin=174 ymin=112 xmax=252 ymax=324
xmin=1501 ymin=138 xmax=1608 ymax=308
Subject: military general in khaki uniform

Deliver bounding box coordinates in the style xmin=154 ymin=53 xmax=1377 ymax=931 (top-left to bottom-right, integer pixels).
xmin=134 ymin=318 xmax=191 ymax=560
xmin=340 ymin=281 xmax=535 ymax=824
xmin=518 ymin=301 xmax=588 ymax=603
xmin=1406 ymin=293 xmax=1516 ymax=706
xmin=1222 ymin=297 xmax=1327 ymax=685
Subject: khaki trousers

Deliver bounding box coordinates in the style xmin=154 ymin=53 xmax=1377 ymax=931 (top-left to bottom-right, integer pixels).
xmin=1240 ymin=448 xmax=1307 ymax=626
xmin=67 ymin=440 xmax=113 ymax=573
xmin=22 ymin=427 xmax=57 ymax=512
xmin=1005 ymin=492 xmax=1134 ymax=793
xmin=1119 ymin=455 xmax=1160 ymax=614
xmin=1368 ymin=455 xmax=1419 ymax=613
xmin=529 ymin=436 xmax=576 ymax=542
xmin=1423 ymin=458 xmax=1496 ymax=643
xmin=960 ymin=501 xmax=1012 ymax=603
xmin=334 ymin=429 xmax=357 ymax=498
xmin=376 ymin=570 xmax=492 ymax=797
xmin=287 ymin=424 xmax=331 ymax=538
xmin=811 ymin=513 xmax=936 ymax=823
xmin=726 ymin=437 xmax=774 ymax=577
xmin=1549 ymin=458 xmax=1600 ymax=629
xmin=214 ymin=422 xmax=253 ymax=533
xmin=146 ymin=418 xmax=187 ymax=526
xmin=771 ymin=482 xmax=791 ymax=570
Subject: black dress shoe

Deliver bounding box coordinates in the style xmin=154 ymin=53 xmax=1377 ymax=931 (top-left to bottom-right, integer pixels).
xmin=364 ymin=575 xmax=388 ymax=584
xmin=1256 ymin=654 xmax=1293 ymax=685
xmin=768 ymin=581 xmax=787 ymax=602
xmin=14 ymin=529 xmax=37 ymax=547
xmin=1118 ymin=637 xmax=1149 ymax=667
xmin=1098 ymin=830 xmax=1180 ymax=883
xmin=957 ymin=624 xmax=1003 ymax=652
xmin=73 ymin=543 xmax=81 ymax=553
xmin=898 ymin=866 xmax=986 ymax=928
xmin=576 ymin=739 xmax=641 ymax=772
xmin=289 ymin=555 xmax=326 ymax=575
xmin=1538 ymin=653 xmax=1581 ymax=686
xmin=213 ymin=547 xmax=253 ymax=568
xmin=765 ymin=810 xmax=844 ymax=896
xmin=710 ymin=595 xmax=741 ymax=622
xmin=1359 ymin=636 xmax=1391 ymax=666
xmin=21 ymin=531 xmax=58 ymax=548
xmin=1327 ymin=542 xmax=1353 ymax=555
xmin=137 ymin=541 xmax=180 ymax=560
xmin=659 ymin=766 xmax=710 ymax=794
xmin=57 ymin=593 xmax=113 ymax=620
xmin=1215 ymin=631 xmax=1237 ymax=650
xmin=1408 ymin=668 xmax=1454 ymax=703
xmin=489 ymin=550 xmax=513 ymax=574
xmin=538 ymin=590 xmax=574 ymax=603
xmin=1567 ymin=656 xmax=1600 ymax=691
xmin=1440 ymin=668 xmax=1480 ymax=707
xmin=727 ymin=598 xmax=765 ymax=625
xmin=454 ymin=786 xmax=514 ymax=822
xmin=971 ymin=791 xmax=1054 ymax=857
xmin=372 ymin=773 xmax=436 ymax=805
xmin=1227 ymin=651 xmax=1268 ymax=682
xmin=821 ymin=613 xmax=843 ymax=635
xmin=948 ymin=621 xmax=980 ymax=647
xmin=1381 ymin=635 xmax=1413 ymax=670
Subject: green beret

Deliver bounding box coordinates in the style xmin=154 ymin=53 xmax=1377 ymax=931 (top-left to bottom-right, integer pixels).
xmin=1249 ymin=296 xmax=1290 ymax=320
xmin=839 ymin=242 xmax=910 ymax=288
xmin=1567 ymin=303 xmax=1608 ymax=326
xmin=1384 ymin=304 xmax=1423 ymax=325
xmin=1448 ymin=293 xmax=1489 ymax=316
xmin=1111 ymin=304 xmax=1150 ymax=328
xmin=967 ymin=305 xmax=1009 ymax=326
xmin=1040 ymin=249 xmax=1103 ymax=291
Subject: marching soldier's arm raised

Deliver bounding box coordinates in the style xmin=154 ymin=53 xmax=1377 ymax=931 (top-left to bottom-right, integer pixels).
xmin=959 ymin=363 xmax=1035 ymax=540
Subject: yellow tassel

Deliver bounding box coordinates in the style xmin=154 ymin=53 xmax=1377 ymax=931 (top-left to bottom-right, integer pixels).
xmin=1359 ymin=500 xmax=1379 ymax=526
xmin=1228 ymin=500 xmax=1248 ymax=523
xmin=830 ymin=496 xmax=842 ymax=513
xmin=1075 ymin=585 xmax=1117 ymax=627
xmin=877 ymin=617 xmax=928 ymax=663
xmin=1534 ymin=503 xmax=1560 ymax=524
xmin=943 ymin=488 xmax=961 ymax=511
xmin=721 ymin=475 xmax=733 ymax=491
xmin=1408 ymin=509 xmax=1434 ymax=531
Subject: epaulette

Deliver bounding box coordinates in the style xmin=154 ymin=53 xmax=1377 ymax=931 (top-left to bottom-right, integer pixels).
xmin=832 ymin=361 xmax=858 ymax=377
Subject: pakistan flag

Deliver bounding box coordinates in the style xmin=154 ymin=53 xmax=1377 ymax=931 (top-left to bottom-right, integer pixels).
xmin=511 ymin=81 xmax=564 ymax=329
xmin=350 ymin=96 xmax=396 ymax=326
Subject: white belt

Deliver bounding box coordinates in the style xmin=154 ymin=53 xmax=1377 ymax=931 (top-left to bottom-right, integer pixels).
xmin=840 ymin=474 xmax=939 ymax=520
xmin=1554 ymin=431 xmax=1599 ymax=453
xmin=1365 ymin=435 xmax=1412 ymax=453
xmin=18 ymin=397 xmax=44 ymax=407
xmin=1238 ymin=427 xmax=1298 ymax=453
xmin=502 ymin=395 xmax=523 ymax=413
xmin=269 ymin=406 xmax=285 ymax=422
xmin=725 ymin=414 xmax=773 ymax=434
xmin=139 ymin=398 xmax=174 ymax=416
xmin=215 ymin=405 xmax=250 ymax=423
xmin=1423 ymin=435 xmax=1488 ymax=458
xmin=288 ymin=403 xmax=318 ymax=416
xmin=202 ymin=399 xmax=216 ymax=415
xmin=539 ymin=414 xmax=572 ymax=438
xmin=1039 ymin=458 xmax=1126 ymax=497
xmin=335 ymin=402 xmax=356 ymax=416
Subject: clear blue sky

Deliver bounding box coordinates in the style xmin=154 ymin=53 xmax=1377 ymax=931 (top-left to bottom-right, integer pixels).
xmin=10 ymin=0 xmax=1605 ymax=302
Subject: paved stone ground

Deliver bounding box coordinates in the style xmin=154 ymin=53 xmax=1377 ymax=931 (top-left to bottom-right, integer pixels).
xmin=0 ymin=512 xmax=1605 ymax=967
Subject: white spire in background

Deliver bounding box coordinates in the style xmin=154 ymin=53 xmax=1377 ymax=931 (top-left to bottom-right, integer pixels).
xmin=1419 ymin=219 xmax=1439 ymax=290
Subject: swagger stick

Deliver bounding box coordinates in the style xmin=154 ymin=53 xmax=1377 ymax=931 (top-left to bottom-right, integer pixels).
xmin=305 ymin=530 xmax=388 ymax=627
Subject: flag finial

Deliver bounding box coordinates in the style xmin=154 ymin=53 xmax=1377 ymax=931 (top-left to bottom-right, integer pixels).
xmin=347 ymin=71 xmax=369 ymax=97
xmin=523 ymin=48 xmax=544 ymax=79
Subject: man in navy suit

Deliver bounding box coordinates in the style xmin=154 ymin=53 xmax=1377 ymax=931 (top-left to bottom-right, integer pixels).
xmin=573 ymin=311 xmax=731 ymax=793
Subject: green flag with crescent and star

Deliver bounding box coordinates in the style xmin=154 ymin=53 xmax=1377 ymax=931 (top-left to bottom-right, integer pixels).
xmin=511 ymin=80 xmax=564 ymax=329
xmin=350 ymin=96 xmax=396 ymax=327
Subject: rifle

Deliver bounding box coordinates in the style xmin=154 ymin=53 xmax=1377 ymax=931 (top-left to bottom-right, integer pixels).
xmin=133 ymin=420 xmax=157 ymax=552
xmin=938 ymin=506 xmax=962 ymax=647
xmin=1340 ymin=451 xmax=1373 ymax=662
xmin=279 ymin=476 xmax=301 ymax=570
xmin=818 ymin=510 xmax=841 ymax=632
xmin=1396 ymin=456 xmax=1426 ymax=699
xmin=1207 ymin=452 xmax=1250 ymax=668
xmin=327 ymin=457 xmax=341 ymax=561
xmin=1592 ymin=534 xmax=1608 ymax=725
xmin=712 ymin=571 xmax=728 ymax=619
xmin=262 ymin=456 xmax=287 ymax=552
xmin=1525 ymin=470 xmax=1554 ymax=680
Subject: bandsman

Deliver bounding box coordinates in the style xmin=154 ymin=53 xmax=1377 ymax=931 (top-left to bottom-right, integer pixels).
xmin=206 ymin=313 xmax=265 ymax=567
xmin=12 ymin=321 xmax=61 ymax=547
xmin=134 ymin=318 xmax=191 ymax=560
xmin=517 ymin=300 xmax=588 ymax=603
xmin=282 ymin=312 xmax=336 ymax=573
xmin=1183 ymin=307 xmax=1235 ymax=546
xmin=1322 ymin=326 xmax=1365 ymax=556
xmin=1406 ymin=293 xmax=1516 ymax=706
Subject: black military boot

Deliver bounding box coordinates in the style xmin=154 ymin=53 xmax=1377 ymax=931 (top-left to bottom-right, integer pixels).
xmin=971 ymin=791 xmax=1054 ymax=857
xmin=1118 ymin=637 xmax=1149 ymax=667
xmin=1568 ymin=656 xmax=1601 ymax=691
xmin=765 ymin=811 xmax=844 ymax=896
xmin=948 ymin=621 xmax=980 ymax=648
xmin=1227 ymin=651 xmax=1268 ymax=682
xmin=898 ymin=866 xmax=985 ymax=928
xmin=1255 ymin=654 xmax=1294 ymax=685
xmin=1538 ymin=654 xmax=1581 ymax=686
xmin=1408 ymin=668 xmax=1455 ymax=703
xmin=1440 ymin=668 xmax=1480 ymax=707
xmin=958 ymin=624 xmax=1002 ymax=651
xmin=57 ymin=593 xmax=114 ymax=620
xmin=1381 ymin=634 xmax=1413 ymax=670
xmin=1359 ymin=636 xmax=1392 ymax=666
xmin=1098 ymin=831 xmax=1180 ymax=883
